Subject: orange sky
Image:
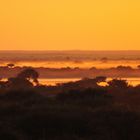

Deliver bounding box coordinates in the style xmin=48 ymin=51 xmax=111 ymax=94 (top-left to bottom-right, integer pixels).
xmin=0 ymin=0 xmax=140 ymax=50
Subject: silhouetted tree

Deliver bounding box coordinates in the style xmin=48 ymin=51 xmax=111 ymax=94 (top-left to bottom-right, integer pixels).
xmin=7 ymin=63 xmax=15 ymax=68
xmin=94 ymin=76 xmax=107 ymax=83
xmin=108 ymin=79 xmax=129 ymax=89
xmin=17 ymin=68 xmax=39 ymax=85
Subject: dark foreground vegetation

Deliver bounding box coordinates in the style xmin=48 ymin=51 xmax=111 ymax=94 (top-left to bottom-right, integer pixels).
xmin=0 ymin=68 xmax=140 ymax=140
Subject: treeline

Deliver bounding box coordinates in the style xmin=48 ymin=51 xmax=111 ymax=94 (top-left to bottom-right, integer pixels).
xmin=1 ymin=64 xmax=140 ymax=78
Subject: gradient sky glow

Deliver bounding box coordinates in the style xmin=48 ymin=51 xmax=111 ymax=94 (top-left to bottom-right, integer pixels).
xmin=0 ymin=0 xmax=140 ymax=50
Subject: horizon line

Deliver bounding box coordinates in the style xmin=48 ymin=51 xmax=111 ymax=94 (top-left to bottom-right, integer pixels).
xmin=0 ymin=50 xmax=140 ymax=52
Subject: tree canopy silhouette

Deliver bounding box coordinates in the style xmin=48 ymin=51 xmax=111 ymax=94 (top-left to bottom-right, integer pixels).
xmin=17 ymin=68 xmax=39 ymax=85
xmin=108 ymin=79 xmax=129 ymax=89
xmin=7 ymin=63 xmax=15 ymax=68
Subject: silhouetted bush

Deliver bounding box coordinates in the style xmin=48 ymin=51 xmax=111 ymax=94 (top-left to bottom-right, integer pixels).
xmin=108 ymin=79 xmax=129 ymax=89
